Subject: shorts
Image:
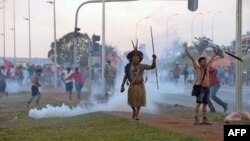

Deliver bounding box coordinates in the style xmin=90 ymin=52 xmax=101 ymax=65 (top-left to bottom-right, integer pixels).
xmin=196 ymin=87 xmax=209 ymax=104
xmin=65 ymin=82 xmax=73 ymax=92
xmin=31 ymin=86 xmax=40 ymax=96
xmin=0 ymin=82 xmax=6 ymax=93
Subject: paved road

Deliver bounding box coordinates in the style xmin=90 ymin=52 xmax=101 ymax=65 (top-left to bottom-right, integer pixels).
xmin=149 ymin=81 xmax=250 ymax=113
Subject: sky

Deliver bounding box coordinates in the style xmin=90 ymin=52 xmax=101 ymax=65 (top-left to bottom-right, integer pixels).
xmin=0 ymin=0 xmax=249 ymax=59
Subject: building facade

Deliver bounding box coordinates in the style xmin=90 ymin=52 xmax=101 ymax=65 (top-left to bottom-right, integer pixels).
xmin=230 ymin=31 xmax=250 ymax=55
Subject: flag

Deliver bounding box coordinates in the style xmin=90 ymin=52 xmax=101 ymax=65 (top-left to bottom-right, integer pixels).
xmin=3 ymin=59 xmax=13 ymax=76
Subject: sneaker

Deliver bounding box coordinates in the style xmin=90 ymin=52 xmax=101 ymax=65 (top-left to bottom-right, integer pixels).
xmin=201 ymin=117 xmax=212 ymax=125
xmin=223 ymin=103 xmax=228 ymax=112
xmin=193 ymin=116 xmax=200 ymax=125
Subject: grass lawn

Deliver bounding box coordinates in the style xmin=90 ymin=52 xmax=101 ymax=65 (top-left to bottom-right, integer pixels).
xmin=0 ymin=93 xmax=204 ymax=141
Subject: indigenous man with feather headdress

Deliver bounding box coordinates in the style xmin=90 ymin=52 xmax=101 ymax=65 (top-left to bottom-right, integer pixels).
xmin=120 ymin=40 xmax=156 ymax=120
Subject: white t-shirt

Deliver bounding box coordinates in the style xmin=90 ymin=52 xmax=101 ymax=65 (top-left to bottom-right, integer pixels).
xmin=62 ymin=70 xmax=73 ymax=83
xmin=10 ymin=68 xmax=15 ymax=77
xmin=1 ymin=69 xmax=7 ymax=76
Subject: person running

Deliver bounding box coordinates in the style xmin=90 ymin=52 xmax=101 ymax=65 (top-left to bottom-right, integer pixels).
xmin=183 ymin=64 xmax=188 ymax=85
xmin=120 ymin=40 xmax=156 ymax=120
xmin=22 ymin=67 xmax=29 ymax=85
xmin=207 ymin=66 xmax=228 ymax=113
xmin=0 ymin=70 xmax=8 ymax=98
xmin=27 ymin=68 xmax=42 ymax=107
xmin=104 ymin=60 xmax=116 ymax=99
xmin=65 ymin=67 xmax=84 ymax=100
xmin=173 ymin=64 xmax=180 ymax=85
xmin=61 ymin=67 xmax=73 ymax=100
xmin=184 ymin=43 xmax=218 ymax=125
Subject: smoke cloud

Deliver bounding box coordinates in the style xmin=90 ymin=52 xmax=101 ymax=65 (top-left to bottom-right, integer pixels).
xmin=29 ymin=55 xmax=185 ymax=119
xmin=29 ymin=75 xmax=185 ymax=119
xmin=6 ymin=80 xmax=30 ymax=93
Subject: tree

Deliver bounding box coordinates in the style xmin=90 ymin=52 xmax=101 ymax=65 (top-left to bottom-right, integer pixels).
xmin=48 ymin=32 xmax=91 ymax=67
xmin=91 ymin=44 xmax=121 ymax=67
xmin=48 ymin=31 xmax=122 ymax=68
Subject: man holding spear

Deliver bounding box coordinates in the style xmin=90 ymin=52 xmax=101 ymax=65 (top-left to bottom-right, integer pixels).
xmin=120 ymin=39 xmax=156 ymax=120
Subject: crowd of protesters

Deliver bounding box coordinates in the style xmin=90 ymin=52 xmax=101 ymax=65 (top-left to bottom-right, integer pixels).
xmin=166 ymin=63 xmax=250 ymax=87
xmin=0 ymin=63 xmax=104 ymax=86
xmin=0 ymin=64 xmax=59 ymax=86
xmin=0 ymin=64 xmax=36 ymax=85
xmin=0 ymin=61 xmax=118 ymax=101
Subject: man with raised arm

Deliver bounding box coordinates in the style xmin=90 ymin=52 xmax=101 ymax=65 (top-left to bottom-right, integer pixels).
xmin=184 ymin=43 xmax=218 ymax=125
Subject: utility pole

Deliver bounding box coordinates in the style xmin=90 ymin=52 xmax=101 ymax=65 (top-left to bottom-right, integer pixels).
xmin=101 ymin=0 xmax=105 ymax=96
xmin=13 ymin=0 xmax=16 ymax=62
xmin=235 ymin=0 xmax=242 ymax=112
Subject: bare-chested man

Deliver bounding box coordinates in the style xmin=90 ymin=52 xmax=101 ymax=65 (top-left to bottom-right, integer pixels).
xmin=185 ymin=43 xmax=218 ymax=125
xmin=27 ymin=68 xmax=42 ymax=107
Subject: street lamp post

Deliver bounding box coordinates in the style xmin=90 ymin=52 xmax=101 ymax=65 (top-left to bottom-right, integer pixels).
xmin=135 ymin=16 xmax=149 ymax=40
xmin=0 ymin=0 xmax=6 ymax=60
xmin=47 ymin=0 xmax=58 ymax=88
xmin=211 ymin=10 xmax=222 ymax=41
xmin=235 ymin=0 xmax=242 ymax=112
xmin=73 ymin=0 xmax=138 ymax=95
xmin=28 ymin=0 xmax=31 ymax=64
xmin=102 ymin=0 xmax=105 ymax=98
xmin=13 ymin=0 xmax=16 ymax=62
xmin=191 ymin=12 xmax=202 ymax=44
xmin=201 ymin=11 xmax=210 ymax=36
xmin=166 ymin=13 xmax=178 ymax=48
xmin=73 ymin=0 xmax=138 ymax=67
xmin=24 ymin=0 xmax=31 ymax=64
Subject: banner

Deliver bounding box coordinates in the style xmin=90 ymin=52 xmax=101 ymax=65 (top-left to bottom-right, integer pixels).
xmin=3 ymin=59 xmax=12 ymax=76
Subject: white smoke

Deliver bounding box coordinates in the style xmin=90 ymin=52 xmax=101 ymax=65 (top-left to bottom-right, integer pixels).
xmin=29 ymin=74 xmax=185 ymax=119
xmin=29 ymin=104 xmax=87 ymax=119
xmin=6 ymin=80 xmax=30 ymax=93
xmin=29 ymin=91 xmax=130 ymax=119
xmin=29 ymin=56 xmax=185 ymax=119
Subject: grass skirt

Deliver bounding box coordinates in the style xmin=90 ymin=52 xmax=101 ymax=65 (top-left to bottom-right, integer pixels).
xmin=128 ymin=83 xmax=146 ymax=107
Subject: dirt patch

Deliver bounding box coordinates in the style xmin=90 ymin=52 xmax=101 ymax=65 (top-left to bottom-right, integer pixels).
xmin=44 ymin=92 xmax=224 ymax=141
xmin=110 ymin=112 xmax=223 ymax=141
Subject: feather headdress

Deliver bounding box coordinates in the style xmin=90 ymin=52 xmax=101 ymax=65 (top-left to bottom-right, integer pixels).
xmin=127 ymin=39 xmax=143 ymax=62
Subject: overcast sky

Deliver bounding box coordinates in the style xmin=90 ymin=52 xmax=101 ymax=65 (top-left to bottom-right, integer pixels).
xmin=0 ymin=0 xmax=249 ymax=58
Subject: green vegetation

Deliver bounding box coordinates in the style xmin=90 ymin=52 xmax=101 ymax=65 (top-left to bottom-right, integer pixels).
xmin=0 ymin=94 xmax=204 ymax=141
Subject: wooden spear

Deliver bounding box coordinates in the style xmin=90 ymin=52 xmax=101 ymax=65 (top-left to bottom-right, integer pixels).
xmin=150 ymin=26 xmax=159 ymax=89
